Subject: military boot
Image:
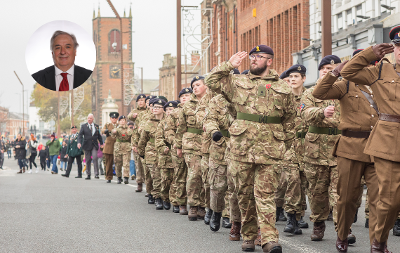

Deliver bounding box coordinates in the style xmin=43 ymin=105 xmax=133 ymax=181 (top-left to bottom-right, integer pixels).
xmin=255 ymin=228 xmax=261 ymax=246
xmin=347 ymin=229 xmax=356 ymax=244
xmin=327 ymin=210 xmax=333 ymax=221
xmin=172 ymin=205 xmax=179 ymax=213
xmin=188 ymin=206 xmax=198 ymax=221
xmin=117 ymin=177 xmax=122 ymax=184
xmin=163 ymin=201 xmax=171 ymax=210
xmin=222 ymin=217 xmax=232 ymax=228
xmin=310 ymin=221 xmax=326 ymax=241
xmin=197 ymin=206 xmax=206 ymax=220
xmin=136 ymin=183 xmax=143 ymax=192
xmin=298 ymin=216 xmax=309 ymax=228
xmin=204 ymin=208 xmax=213 ymax=225
xmin=179 ymin=205 xmax=188 ymax=215
xmin=242 ymin=240 xmax=255 ymax=252
xmin=148 ymin=194 xmax=155 ymax=204
xmin=284 ymin=213 xmax=302 ymax=235
xmin=229 ymin=222 xmax=241 ymax=241
xmin=392 ymin=219 xmax=400 ymax=236
xmin=155 ymin=198 xmax=163 ymax=210
xmin=124 ymin=177 xmax=129 ymax=184
xmin=365 ymin=218 xmax=369 ymax=228
xmin=210 ymin=212 xmax=222 ymax=232
xmin=353 ymin=208 xmax=358 ymax=223
xmin=262 ymin=241 xmax=282 ymax=253
xmin=276 ymin=207 xmax=287 ymax=221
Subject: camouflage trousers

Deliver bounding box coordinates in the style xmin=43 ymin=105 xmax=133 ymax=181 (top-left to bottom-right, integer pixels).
xmin=227 ymin=161 xmax=241 ymax=223
xmin=209 ymin=159 xmax=228 ymax=213
xmin=148 ymin=163 xmax=161 ymax=199
xmin=304 ymin=163 xmax=338 ymax=223
xmin=230 ymin=159 xmax=281 ymax=245
xmin=142 ymin=158 xmax=153 ymax=194
xmin=184 ymin=153 xmax=205 ymax=207
xmin=201 ymin=154 xmax=211 ymax=209
xmin=160 ymin=167 xmax=174 ymax=202
xmin=171 ymin=153 xmax=187 ymax=206
xmin=275 ymin=169 xmax=288 ymax=208
xmin=284 ymin=163 xmax=309 ymax=220
xmin=133 ymin=152 xmax=144 ymax=184
xmin=114 ymin=153 xmax=130 ymax=178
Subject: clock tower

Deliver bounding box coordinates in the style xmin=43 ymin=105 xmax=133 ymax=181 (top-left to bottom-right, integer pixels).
xmin=92 ymin=5 xmax=135 ymax=125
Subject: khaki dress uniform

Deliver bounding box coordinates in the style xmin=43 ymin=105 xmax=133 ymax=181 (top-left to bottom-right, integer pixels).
xmin=102 ymin=122 xmax=118 ymax=180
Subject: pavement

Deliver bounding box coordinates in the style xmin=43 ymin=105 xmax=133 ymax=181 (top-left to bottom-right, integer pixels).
xmin=0 ymin=157 xmax=399 ymax=253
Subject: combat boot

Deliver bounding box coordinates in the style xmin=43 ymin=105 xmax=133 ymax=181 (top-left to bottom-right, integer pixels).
xmin=262 ymin=241 xmax=282 ymax=253
xmin=393 ymin=219 xmax=400 ymax=236
xmin=163 ymin=201 xmax=171 ymax=210
xmin=327 ymin=210 xmax=333 ymax=221
xmin=222 ymin=217 xmax=232 ymax=228
xmin=148 ymin=194 xmax=155 ymax=204
xmin=204 ymin=208 xmax=213 ymax=225
xmin=172 ymin=205 xmax=179 ymax=213
xmin=284 ymin=213 xmax=302 ymax=235
xmin=179 ymin=205 xmax=188 ymax=215
xmin=310 ymin=221 xmax=325 ymax=241
xmin=229 ymin=222 xmax=241 ymax=241
xmin=117 ymin=177 xmax=122 ymax=184
xmin=276 ymin=207 xmax=287 ymax=221
xmin=347 ymin=229 xmax=356 ymax=244
xmin=255 ymin=228 xmax=261 ymax=246
xmin=298 ymin=216 xmax=309 ymax=228
xmin=197 ymin=206 xmax=206 ymax=220
xmin=353 ymin=208 xmax=358 ymax=223
xmin=242 ymin=240 xmax=255 ymax=252
xmin=135 ymin=183 xmax=142 ymax=192
xmin=210 ymin=212 xmax=222 ymax=232
xmin=365 ymin=218 xmax=369 ymax=228
xmin=188 ymin=206 xmax=198 ymax=221
xmin=124 ymin=177 xmax=129 ymax=184
xmin=155 ymin=198 xmax=163 ymax=210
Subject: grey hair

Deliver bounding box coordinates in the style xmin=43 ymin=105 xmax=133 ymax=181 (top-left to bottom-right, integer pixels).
xmin=50 ymin=30 xmax=79 ymax=51
xmin=87 ymin=113 xmax=94 ymax=119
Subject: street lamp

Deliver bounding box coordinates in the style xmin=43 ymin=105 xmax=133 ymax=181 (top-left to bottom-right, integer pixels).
xmin=14 ymin=71 xmax=24 ymax=137
xmin=137 ymin=67 xmax=143 ymax=93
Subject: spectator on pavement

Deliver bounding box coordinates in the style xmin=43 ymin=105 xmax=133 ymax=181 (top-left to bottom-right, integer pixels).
xmin=6 ymin=140 xmax=12 ymax=159
xmin=60 ymin=141 xmax=68 ymax=171
xmin=39 ymin=146 xmax=47 ymax=171
xmin=15 ymin=134 xmax=27 ymax=174
xmin=27 ymin=134 xmax=38 ymax=173
xmin=45 ymin=145 xmax=50 ymax=170
xmin=46 ymin=134 xmax=61 ymax=174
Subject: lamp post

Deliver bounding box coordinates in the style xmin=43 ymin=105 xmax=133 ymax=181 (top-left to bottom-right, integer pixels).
xmin=14 ymin=71 xmax=24 ymax=137
xmin=137 ymin=67 xmax=143 ymax=93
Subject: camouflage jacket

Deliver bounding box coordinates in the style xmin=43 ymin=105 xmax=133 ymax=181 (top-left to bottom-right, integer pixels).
xmin=175 ymin=93 xmax=204 ymax=156
xmin=205 ymin=60 xmax=296 ymax=164
xmin=132 ymin=109 xmax=151 ymax=147
xmin=198 ymin=90 xmax=214 ymax=154
xmin=204 ymin=94 xmax=236 ymax=165
xmin=164 ymin=104 xmax=182 ymax=156
xmin=155 ymin=117 xmax=174 ymax=169
xmin=110 ymin=124 xmax=133 ymax=154
xmin=127 ymin=106 xmax=147 ymax=124
xmin=301 ymin=84 xmax=340 ymax=166
xmin=137 ymin=113 xmax=165 ymax=165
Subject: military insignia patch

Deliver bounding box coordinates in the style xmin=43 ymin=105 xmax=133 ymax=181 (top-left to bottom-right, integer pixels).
xmin=159 ymin=100 xmax=161 ymax=103
xmin=298 ymin=103 xmax=305 ymax=111
xmin=140 ymin=95 xmax=143 ymax=98
xmin=169 ymin=103 xmax=172 ymax=106
xmin=330 ymin=60 xmax=335 ymax=65
xmin=297 ymin=66 xmax=302 ymax=71
xmin=185 ymin=88 xmax=189 ymax=92
xmin=196 ymin=76 xmax=199 ymax=79
xmin=256 ymin=46 xmax=260 ymax=52
xmin=266 ymin=83 xmax=271 ymax=89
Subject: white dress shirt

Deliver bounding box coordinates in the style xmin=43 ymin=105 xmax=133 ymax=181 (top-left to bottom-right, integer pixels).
xmin=88 ymin=123 xmax=95 ymax=135
xmin=55 ymin=65 xmax=74 ymax=91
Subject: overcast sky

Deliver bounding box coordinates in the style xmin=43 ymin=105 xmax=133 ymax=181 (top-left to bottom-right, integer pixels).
xmin=0 ymin=0 xmax=202 ymax=114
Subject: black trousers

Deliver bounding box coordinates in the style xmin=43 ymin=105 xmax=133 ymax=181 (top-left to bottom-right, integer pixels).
xmin=65 ymin=155 xmax=82 ymax=177
xmin=29 ymin=154 xmax=37 ymax=169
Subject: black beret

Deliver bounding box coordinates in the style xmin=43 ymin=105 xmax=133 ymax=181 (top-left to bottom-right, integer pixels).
xmin=279 ymin=70 xmax=288 ymax=79
xmin=153 ymin=99 xmax=166 ymax=107
xmin=109 ymin=112 xmax=119 ymax=118
xmin=318 ymin=55 xmax=341 ymax=70
xmin=179 ymin=87 xmax=193 ymax=98
xmin=149 ymin=98 xmax=157 ymax=105
xmin=352 ymin=49 xmax=363 ymax=57
xmin=249 ymin=45 xmax=274 ymax=56
xmin=118 ymin=115 xmax=126 ymax=121
xmin=232 ymin=68 xmax=240 ymax=75
xmin=156 ymin=96 xmax=168 ymax=103
xmin=136 ymin=94 xmax=146 ymax=102
xmin=175 ymin=100 xmax=181 ymax=103
xmin=164 ymin=101 xmax=179 ymax=110
xmin=71 ymin=125 xmax=77 ymax=129
xmin=389 ymin=26 xmax=400 ymax=44
xmin=286 ymin=64 xmax=306 ymax=76
xmin=145 ymin=95 xmax=155 ymax=101
xmin=190 ymin=76 xmax=205 ymax=88
xmin=241 ymin=70 xmax=250 ymax=75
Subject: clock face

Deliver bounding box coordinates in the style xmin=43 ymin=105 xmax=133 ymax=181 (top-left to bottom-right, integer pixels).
xmin=110 ymin=65 xmax=121 ymax=78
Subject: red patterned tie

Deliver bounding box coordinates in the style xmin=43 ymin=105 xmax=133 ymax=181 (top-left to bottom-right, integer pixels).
xmin=59 ymin=73 xmax=69 ymax=91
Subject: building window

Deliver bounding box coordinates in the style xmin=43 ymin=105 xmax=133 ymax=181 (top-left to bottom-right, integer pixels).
xmin=346 ymin=9 xmax=353 ymax=26
xmin=109 ymin=29 xmax=121 ymax=53
xmin=337 ymin=13 xmax=343 ymax=30
xmin=356 ymin=4 xmax=363 ymax=22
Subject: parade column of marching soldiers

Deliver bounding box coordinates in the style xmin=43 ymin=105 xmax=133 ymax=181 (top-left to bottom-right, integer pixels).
xmin=97 ymin=26 xmax=400 ymax=253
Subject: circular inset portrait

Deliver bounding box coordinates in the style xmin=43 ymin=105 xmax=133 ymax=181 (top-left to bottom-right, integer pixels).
xmin=25 ymin=20 xmax=96 ymax=92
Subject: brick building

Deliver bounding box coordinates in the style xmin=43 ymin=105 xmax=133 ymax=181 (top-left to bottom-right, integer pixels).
xmin=201 ymin=0 xmax=310 ymax=74
xmin=91 ymin=6 xmax=135 ymax=125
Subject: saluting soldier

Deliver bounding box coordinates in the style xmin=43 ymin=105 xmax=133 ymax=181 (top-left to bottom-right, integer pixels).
xmin=102 ymin=112 xmax=119 ymax=183
xmin=111 ymin=115 xmax=133 ymax=184
xmin=341 ymin=26 xmax=400 ymax=253
xmin=205 ymin=45 xmax=296 ymax=253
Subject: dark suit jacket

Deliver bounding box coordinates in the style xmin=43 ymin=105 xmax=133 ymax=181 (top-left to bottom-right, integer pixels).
xmin=31 ymin=65 xmax=92 ymax=91
xmin=77 ymin=123 xmax=103 ymax=151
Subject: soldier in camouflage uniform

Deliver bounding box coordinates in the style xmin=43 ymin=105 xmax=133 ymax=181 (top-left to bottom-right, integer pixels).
xmin=300 ymin=55 xmax=342 ymax=242
xmin=155 ymin=101 xmax=180 ymax=211
xmin=164 ymin=88 xmax=192 ymax=215
xmin=137 ymin=99 xmax=166 ymax=210
xmin=206 ymin=46 xmax=296 ymax=253
xmin=127 ymin=94 xmax=147 ymax=192
xmin=175 ymin=76 xmax=209 ymax=222
xmin=111 ymin=115 xmax=133 ymax=184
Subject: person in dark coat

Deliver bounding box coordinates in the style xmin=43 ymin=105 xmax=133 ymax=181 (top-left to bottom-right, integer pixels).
xmin=45 ymin=145 xmax=50 ymax=170
xmin=59 ymin=141 xmax=68 ymax=171
xmin=62 ymin=125 xmax=84 ymax=178
xmin=38 ymin=146 xmax=47 ymax=171
xmin=15 ymin=134 xmax=27 ymax=174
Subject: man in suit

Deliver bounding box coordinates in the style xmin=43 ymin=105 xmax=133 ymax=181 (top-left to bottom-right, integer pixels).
xmin=31 ymin=30 xmax=92 ymax=91
xmin=62 ymin=125 xmax=83 ymax=178
xmin=102 ymin=112 xmax=119 ymax=183
xmin=77 ymin=114 xmax=104 ymax=180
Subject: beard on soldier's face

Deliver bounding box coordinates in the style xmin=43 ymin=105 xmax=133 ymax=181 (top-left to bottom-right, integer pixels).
xmin=250 ymin=62 xmax=267 ymax=75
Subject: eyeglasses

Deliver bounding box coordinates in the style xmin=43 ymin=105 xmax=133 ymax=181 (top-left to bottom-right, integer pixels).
xmin=249 ymin=55 xmax=270 ymax=61
xmin=153 ymin=106 xmax=163 ymax=109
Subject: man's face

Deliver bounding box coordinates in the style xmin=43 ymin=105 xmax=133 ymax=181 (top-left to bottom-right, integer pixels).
xmin=110 ymin=117 xmax=118 ymax=124
xmin=137 ymin=98 xmax=146 ymax=108
xmin=319 ymin=64 xmax=337 ymax=79
xmin=165 ymin=107 xmax=174 ymax=116
xmin=180 ymin=93 xmax=191 ymax=104
xmin=71 ymin=128 xmax=77 ymax=134
xmin=52 ymin=34 xmax=76 ymax=71
xmin=249 ymin=53 xmax=272 ymax=75
xmin=193 ymin=80 xmax=207 ymax=97
xmin=152 ymin=104 xmax=164 ymax=115
xmin=394 ymin=43 xmax=400 ymax=65
xmin=87 ymin=115 xmax=94 ymax=124
xmin=289 ymin=73 xmax=306 ymax=89
xmin=119 ymin=119 xmax=126 ymax=126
